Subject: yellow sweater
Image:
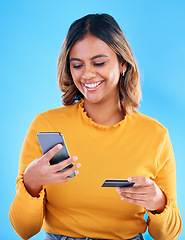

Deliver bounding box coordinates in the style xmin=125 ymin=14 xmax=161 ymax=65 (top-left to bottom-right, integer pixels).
xmin=9 ymin=100 xmax=182 ymax=240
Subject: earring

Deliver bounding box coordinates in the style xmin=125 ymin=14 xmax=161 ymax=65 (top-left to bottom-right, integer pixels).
xmin=122 ymin=70 xmax=125 ymax=76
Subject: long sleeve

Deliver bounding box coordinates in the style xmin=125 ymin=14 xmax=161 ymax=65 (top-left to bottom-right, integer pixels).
xmin=9 ymin=115 xmax=47 ymax=239
xmin=147 ymin=130 xmax=182 ymax=240
xmin=9 ymin=102 xmax=183 ymax=240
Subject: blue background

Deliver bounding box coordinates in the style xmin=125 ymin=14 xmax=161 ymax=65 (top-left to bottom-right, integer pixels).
xmin=0 ymin=1 xmax=184 ymax=239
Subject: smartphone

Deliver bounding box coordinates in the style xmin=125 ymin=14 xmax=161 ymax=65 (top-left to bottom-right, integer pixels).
xmin=101 ymin=179 xmax=135 ymax=187
xmin=37 ymin=132 xmax=75 ymax=177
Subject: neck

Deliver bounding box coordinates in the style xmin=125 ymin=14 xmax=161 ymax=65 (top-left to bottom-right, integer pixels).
xmin=83 ymin=97 xmax=125 ymax=126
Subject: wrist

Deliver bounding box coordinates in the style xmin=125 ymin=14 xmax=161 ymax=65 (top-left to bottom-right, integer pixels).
xmin=151 ymin=191 xmax=167 ymax=214
xmin=23 ymin=174 xmax=43 ymax=198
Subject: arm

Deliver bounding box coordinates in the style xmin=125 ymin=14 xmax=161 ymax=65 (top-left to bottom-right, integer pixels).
xmin=147 ymin=130 xmax=182 ymax=240
xmin=9 ymin=175 xmax=46 ymax=239
xmin=9 ymin=149 xmax=78 ymax=240
xmin=117 ymin=130 xmax=182 ymax=240
xmin=9 ymin=115 xmax=47 ymax=239
xmin=9 ymin=114 xmax=80 ymax=239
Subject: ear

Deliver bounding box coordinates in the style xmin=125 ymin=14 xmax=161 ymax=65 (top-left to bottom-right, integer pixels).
xmin=122 ymin=62 xmax=128 ymax=72
xmin=119 ymin=61 xmax=128 ymax=74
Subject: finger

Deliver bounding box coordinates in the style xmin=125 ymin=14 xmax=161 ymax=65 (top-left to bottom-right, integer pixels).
xmin=50 ymin=156 xmax=78 ymax=172
xmin=121 ymin=195 xmax=146 ymax=208
xmin=127 ymin=177 xmax=153 ymax=187
xmin=117 ymin=186 xmax=148 ymax=195
xmin=41 ymin=144 xmax=63 ymax=163
xmin=59 ymin=163 xmax=81 ymax=179
xmin=120 ymin=191 xmax=149 ymax=201
xmin=53 ymin=163 xmax=81 ymax=183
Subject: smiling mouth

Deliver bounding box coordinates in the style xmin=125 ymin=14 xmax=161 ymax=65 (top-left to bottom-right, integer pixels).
xmin=83 ymin=81 xmax=103 ymax=90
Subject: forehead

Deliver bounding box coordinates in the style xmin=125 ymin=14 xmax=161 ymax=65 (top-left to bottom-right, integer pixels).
xmin=69 ymin=34 xmax=117 ymax=59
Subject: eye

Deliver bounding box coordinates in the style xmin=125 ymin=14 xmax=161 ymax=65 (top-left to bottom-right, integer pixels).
xmin=72 ymin=64 xmax=83 ymax=69
xmin=94 ymin=62 xmax=105 ymax=67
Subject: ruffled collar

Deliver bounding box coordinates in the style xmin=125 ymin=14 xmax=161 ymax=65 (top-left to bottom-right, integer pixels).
xmin=78 ymin=99 xmax=128 ymax=130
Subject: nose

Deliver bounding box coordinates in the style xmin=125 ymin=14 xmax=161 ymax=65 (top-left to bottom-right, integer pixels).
xmin=82 ymin=64 xmax=96 ymax=80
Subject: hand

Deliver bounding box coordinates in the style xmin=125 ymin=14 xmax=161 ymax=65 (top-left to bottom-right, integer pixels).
xmin=116 ymin=177 xmax=167 ymax=213
xmin=23 ymin=144 xmax=81 ymax=197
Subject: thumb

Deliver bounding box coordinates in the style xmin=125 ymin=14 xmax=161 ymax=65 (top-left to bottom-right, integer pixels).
xmin=128 ymin=176 xmax=153 ymax=187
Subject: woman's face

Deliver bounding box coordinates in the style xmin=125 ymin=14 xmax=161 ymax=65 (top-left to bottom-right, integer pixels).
xmin=69 ymin=34 xmax=123 ymax=105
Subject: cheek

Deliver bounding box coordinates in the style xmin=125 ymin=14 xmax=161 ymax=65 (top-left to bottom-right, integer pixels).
xmin=70 ymin=71 xmax=83 ymax=92
xmin=106 ymin=66 xmax=120 ymax=84
xmin=69 ymin=68 xmax=75 ymax=79
xmin=70 ymin=69 xmax=81 ymax=83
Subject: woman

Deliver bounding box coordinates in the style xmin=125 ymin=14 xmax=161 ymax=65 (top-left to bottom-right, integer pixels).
xmin=9 ymin=14 xmax=182 ymax=240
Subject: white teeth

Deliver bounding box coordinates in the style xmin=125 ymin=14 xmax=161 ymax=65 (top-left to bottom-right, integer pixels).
xmin=84 ymin=81 xmax=101 ymax=88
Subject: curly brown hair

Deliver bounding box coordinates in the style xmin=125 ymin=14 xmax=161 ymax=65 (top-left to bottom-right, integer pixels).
xmin=57 ymin=13 xmax=141 ymax=114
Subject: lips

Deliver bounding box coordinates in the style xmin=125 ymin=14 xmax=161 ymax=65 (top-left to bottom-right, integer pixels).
xmin=82 ymin=81 xmax=103 ymax=90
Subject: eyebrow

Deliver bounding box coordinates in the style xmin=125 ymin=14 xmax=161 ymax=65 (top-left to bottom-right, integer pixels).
xmin=69 ymin=54 xmax=109 ymax=62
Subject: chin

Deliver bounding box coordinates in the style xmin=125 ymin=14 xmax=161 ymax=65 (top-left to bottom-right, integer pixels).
xmin=84 ymin=96 xmax=105 ymax=105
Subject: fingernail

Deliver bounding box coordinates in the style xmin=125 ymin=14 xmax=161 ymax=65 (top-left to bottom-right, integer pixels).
xmin=116 ymin=188 xmax=121 ymax=194
xmin=128 ymin=177 xmax=132 ymax=181
xmin=72 ymin=156 xmax=78 ymax=161
xmin=76 ymin=163 xmax=81 ymax=168
xmin=121 ymin=197 xmax=125 ymax=200
xmin=57 ymin=144 xmax=62 ymax=149
xmin=76 ymin=171 xmax=79 ymax=175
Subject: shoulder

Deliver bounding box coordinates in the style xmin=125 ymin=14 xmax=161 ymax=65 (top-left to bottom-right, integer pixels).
xmin=30 ymin=103 xmax=79 ymax=130
xmin=36 ymin=102 xmax=79 ymax=120
xmin=128 ymin=111 xmax=167 ymax=135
